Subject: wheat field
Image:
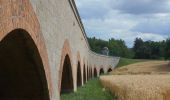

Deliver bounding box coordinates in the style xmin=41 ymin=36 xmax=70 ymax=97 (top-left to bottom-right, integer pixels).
xmin=100 ymin=61 xmax=170 ymax=100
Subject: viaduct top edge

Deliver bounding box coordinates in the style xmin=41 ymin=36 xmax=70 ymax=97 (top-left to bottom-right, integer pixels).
xmin=69 ymin=0 xmax=119 ymax=58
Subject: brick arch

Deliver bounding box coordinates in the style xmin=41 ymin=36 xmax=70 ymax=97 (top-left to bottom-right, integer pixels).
xmin=87 ymin=66 xmax=89 ymax=80
xmin=91 ymin=66 xmax=93 ymax=78
xmin=86 ymin=61 xmax=88 ymax=81
xmin=77 ymin=52 xmax=81 ymax=64
xmin=91 ymin=67 xmax=93 ymax=78
xmin=89 ymin=66 xmax=91 ymax=79
xmin=108 ymin=68 xmax=113 ymax=73
xmin=76 ymin=51 xmax=82 ymax=87
xmin=92 ymin=66 xmax=94 ymax=78
xmin=83 ymin=64 xmax=87 ymax=83
xmin=88 ymin=65 xmax=90 ymax=80
xmin=99 ymin=67 xmax=104 ymax=75
xmin=90 ymin=66 xmax=92 ymax=79
xmin=94 ymin=66 xmax=98 ymax=77
xmin=107 ymin=65 xmax=113 ymax=72
xmin=83 ymin=58 xmax=87 ymax=83
xmin=59 ymin=39 xmax=74 ymax=93
xmin=0 ymin=0 xmax=52 ymax=98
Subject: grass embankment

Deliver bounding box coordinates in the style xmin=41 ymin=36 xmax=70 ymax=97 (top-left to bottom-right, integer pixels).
xmin=116 ymin=58 xmax=147 ymax=68
xmin=61 ymin=78 xmax=116 ymax=100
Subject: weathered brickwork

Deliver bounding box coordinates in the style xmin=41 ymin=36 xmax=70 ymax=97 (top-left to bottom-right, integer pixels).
xmin=0 ymin=0 xmax=53 ymax=98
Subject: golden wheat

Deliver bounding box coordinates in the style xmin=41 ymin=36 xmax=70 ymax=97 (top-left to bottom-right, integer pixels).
xmin=100 ymin=61 xmax=170 ymax=100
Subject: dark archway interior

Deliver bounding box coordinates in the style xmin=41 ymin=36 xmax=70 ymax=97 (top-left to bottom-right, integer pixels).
xmin=108 ymin=68 xmax=112 ymax=72
xmin=77 ymin=62 xmax=82 ymax=87
xmin=87 ymin=67 xmax=90 ymax=80
xmin=0 ymin=29 xmax=50 ymax=100
xmin=83 ymin=65 xmax=86 ymax=83
xmin=89 ymin=68 xmax=90 ymax=79
xmin=61 ymin=55 xmax=73 ymax=94
xmin=87 ymin=67 xmax=89 ymax=80
xmin=100 ymin=68 xmax=104 ymax=75
xmin=89 ymin=68 xmax=91 ymax=79
xmin=94 ymin=68 xmax=97 ymax=77
xmin=91 ymin=68 xmax=93 ymax=78
xmin=90 ymin=68 xmax=92 ymax=78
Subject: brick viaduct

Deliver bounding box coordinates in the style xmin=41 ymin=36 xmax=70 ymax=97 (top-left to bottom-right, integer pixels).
xmin=0 ymin=0 xmax=120 ymax=100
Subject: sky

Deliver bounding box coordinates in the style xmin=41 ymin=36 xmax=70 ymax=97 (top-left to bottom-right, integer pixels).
xmin=75 ymin=0 xmax=170 ymax=47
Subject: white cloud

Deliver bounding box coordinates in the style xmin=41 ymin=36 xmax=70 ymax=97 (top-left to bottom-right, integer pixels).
xmin=75 ymin=0 xmax=170 ymax=47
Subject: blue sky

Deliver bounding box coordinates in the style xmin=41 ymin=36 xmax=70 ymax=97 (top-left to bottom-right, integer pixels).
xmin=75 ymin=0 xmax=170 ymax=47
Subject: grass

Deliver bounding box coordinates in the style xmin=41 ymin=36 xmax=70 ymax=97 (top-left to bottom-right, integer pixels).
xmin=116 ymin=58 xmax=147 ymax=68
xmin=61 ymin=78 xmax=117 ymax=100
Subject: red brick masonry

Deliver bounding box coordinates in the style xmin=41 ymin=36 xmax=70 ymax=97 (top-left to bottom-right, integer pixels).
xmin=0 ymin=0 xmax=53 ymax=98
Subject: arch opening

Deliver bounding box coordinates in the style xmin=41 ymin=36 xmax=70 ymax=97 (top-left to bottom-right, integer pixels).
xmin=90 ymin=68 xmax=92 ymax=79
xmin=61 ymin=55 xmax=73 ymax=94
xmin=77 ymin=61 xmax=82 ymax=87
xmin=87 ymin=67 xmax=89 ymax=80
xmin=91 ymin=68 xmax=93 ymax=78
xmin=88 ymin=67 xmax=90 ymax=80
xmin=89 ymin=68 xmax=90 ymax=79
xmin=87 ymin=66 xmax=89 ymax=81
xmin=0 ymin=29 xmax=50 ymax=100
xmin=100 ymin=68 xmax=104 ymax=75
xmin=108 ymin=68 xmax=112 ymax=73
xmin=94 ymin=68 xmax=97 ymax=77
xmin=83 ymin=65 xmax=86 ymax=83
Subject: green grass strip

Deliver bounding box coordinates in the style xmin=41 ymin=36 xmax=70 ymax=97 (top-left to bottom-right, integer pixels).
xmin=61 ymin=78 xmax=116 ymax=100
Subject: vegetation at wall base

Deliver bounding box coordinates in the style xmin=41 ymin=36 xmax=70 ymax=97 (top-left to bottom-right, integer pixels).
xmin=61 ymin=78 xmax=117 ymax=100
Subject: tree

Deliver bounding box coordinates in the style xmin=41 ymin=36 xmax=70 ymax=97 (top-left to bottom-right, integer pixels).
xmin=159 ymin=40 xmax=166 ymax=58
xmin=133 ymin=38 xmax=163 ymax=59
xmin=88 ymin=36 xmax=168 ymax=60
xmin=149 ymin=41 xmax=161 ymax=59
xmin=133 ymin=38 xmax=144 ymax=58
xmin=88 ymin=37 xmax=133 ymax=58
xmin=165 ymin=38 xmax=170 ymax=60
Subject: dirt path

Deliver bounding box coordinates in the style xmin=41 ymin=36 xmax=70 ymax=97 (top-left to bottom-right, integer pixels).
xmin=100 ymin=61 xmax=170 ymax=100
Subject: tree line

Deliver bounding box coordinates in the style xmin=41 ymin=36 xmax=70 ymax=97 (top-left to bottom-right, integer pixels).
xmin=88 ymin=37 xmax=133 ymax=58
xmin=88 ymin=37 xmax=170 ymax=60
